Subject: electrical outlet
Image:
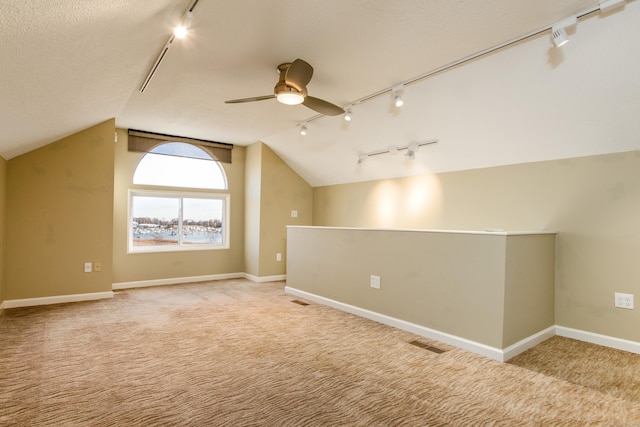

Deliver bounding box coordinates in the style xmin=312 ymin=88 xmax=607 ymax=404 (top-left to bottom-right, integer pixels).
xmin=370 ymin=275 xmax=381 ymax=289
xmin=94 ymin=262 xmax=102 ymax=272
xmin=84 ymin=262 xmax=92 ymax=273
xmin=614 ymin=292 xmax=634 ymax=309
xmin=276 ymin=253 xmax=282 ymax=262
xmin=291 ymin=210 xmax=298 ymax=218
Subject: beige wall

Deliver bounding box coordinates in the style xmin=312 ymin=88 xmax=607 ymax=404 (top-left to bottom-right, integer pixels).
xmin=112 ymin=128 xmax=245 ymax=284
xmin=244 ymin=142 xmax=313 ymax=278
xmin=0 ymin=156 xmax=6 ymax=303
xmin=244 ymin=143 xmax=262 ymax=277
xmin=503 ymin=235 xmax=556 ymax=346
xmin=5 ymin=120 xmax=115 ymax=300
xmin=1 ymin=124 xmax=311 ymax=298
xmin=257 ymin=144 xmax=312 ymax=277
xmin=313 ymin=151 xmax=640 ymax=342
xmin=287 ymin=227 xmax=554 ymax=349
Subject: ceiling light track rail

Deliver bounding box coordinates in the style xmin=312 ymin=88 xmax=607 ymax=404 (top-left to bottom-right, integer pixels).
xmin=304 ymin=3 xmax=609 ymax=125
xmin=358 ymin=139 xmax=438 ymax=165
xmin=139 ymin=0 xmax=201 ymax=93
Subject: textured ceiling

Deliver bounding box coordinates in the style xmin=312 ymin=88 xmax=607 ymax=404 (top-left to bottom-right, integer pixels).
xmin=2 ymin=0 xmax=637 ymax=186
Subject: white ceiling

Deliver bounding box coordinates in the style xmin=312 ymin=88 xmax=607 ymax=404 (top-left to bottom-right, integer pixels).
xmin=1 ymin=0 xmax=637 ymax=186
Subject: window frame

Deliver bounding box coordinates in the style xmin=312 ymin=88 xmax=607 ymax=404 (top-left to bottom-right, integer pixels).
xmin=128 ymin=189 xmax=230 ymax=254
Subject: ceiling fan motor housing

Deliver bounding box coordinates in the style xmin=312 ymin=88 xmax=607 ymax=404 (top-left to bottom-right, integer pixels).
xmin=274 ymin=63 xmax=307 ymax=104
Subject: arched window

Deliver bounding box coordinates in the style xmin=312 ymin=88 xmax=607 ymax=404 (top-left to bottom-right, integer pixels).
xmin=133 ymin=142 xmax=227 ymax=189
xmin=129 ymin=143 xmax=230 ymax=253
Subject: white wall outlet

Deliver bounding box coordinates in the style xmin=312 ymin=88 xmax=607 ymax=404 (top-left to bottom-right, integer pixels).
xmin=370 ymin=275 xmax=381 ymax=289
xmin=276 ymin=253 xmax=282 ymax=261
xmin=291 ymin=210 xmax=298 ymax=218
xmin=84 ymin=262 xmax=92 ymax=273
xmin=614 ymin=292 xmax=634 ymax=309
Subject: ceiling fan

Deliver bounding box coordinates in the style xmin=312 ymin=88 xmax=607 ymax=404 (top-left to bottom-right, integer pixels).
xmin=225 ymin=59 xmax=344 ymax=116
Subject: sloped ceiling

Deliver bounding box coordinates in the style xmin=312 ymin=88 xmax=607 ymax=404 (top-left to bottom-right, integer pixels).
xmin=1 ymin=0 xmax=638 ymax=186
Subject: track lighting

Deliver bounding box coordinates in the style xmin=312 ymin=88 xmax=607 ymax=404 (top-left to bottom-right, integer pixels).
xmin=139 ymin=0 xmax=200 ymax=92
xmin=173 ymin=11 xmax=193 ymax=39
xmin=599 ymin=0 xmax=625 ymax=12
xmin=551 ymin=27 xmax=569 ymax=47
xmin=286 ymin=2 xmax=626 ymax=134
xmin=405 ymin=145 xmax=418 ymax=160
xmin=356 ymin=140 xmax=437 ymax=165
xmin=173 ymin=24 xmax=188 ymax=39
xmin=392 ymin=85 xmax=405 ymax=107
xmin=551 ymin=16 xmax=577 ymax=47
xmin=299 ymin=124 xmax=307 ymax=136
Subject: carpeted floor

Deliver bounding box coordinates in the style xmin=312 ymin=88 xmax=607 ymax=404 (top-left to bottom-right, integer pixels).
xmin=1 ymin=279 xmax=640 ymax=426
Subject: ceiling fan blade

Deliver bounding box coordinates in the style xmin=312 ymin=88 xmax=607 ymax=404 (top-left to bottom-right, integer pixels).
xmin=285 ymin=59 xmax=313 ymax=92
xmin=225 ymin=95 xmax=275 ymax=104
xmin=303 ymin=96 xmax=344 ymax=116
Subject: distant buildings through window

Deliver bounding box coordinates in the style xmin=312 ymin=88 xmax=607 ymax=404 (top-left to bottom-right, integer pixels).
xmin=129 ymin=142 xmax=229 ymax=253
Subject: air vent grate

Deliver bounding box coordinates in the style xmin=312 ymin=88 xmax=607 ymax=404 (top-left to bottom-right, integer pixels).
xmin=409 ymin=340 xmax=446 ymax=354
xmin=291 ymin=300 xmax=309 ymax=306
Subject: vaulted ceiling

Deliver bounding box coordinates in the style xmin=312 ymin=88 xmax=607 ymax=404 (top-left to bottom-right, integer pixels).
xmin=1 ymin=0 xmax=637 ymax=186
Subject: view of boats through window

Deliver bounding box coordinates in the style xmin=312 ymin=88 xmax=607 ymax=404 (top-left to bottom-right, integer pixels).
xmin=130 ymin=142 xmax=228 ymax=251
xmin=132 ymin=196 xmax=224 ymax=247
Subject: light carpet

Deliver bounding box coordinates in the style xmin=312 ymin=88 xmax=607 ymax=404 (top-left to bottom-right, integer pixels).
xmin=1 ymin=279 xmax=640 ymax=426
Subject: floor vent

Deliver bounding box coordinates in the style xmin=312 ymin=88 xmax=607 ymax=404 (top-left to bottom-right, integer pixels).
xmin=291 ymin=300 xmax=310 ymax=306
xmin=409 ymin=340 xmax=446 ymax=354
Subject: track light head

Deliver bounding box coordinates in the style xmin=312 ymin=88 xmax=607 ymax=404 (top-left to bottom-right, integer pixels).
xmin=392 ymin=84 xmax=405 ymax=108
xmin=405 ymin=145 xmax=418 ymax=160
xmin=173 ymin=11 xmax=193 ymax=39
xmin=173 ymin=25 xmax=188 ymax=39
xmin=357 ymin=154 xmax=368 ymax=166
xmin=551 ymin=16 xmax=577 ymax=48
xmin=344 ymin=109 xmax=352 ymax=121
xmin=551 ymin=27 xmax=569 ymax=47
xmin=299 ymin=124 xmax=307 ymax=136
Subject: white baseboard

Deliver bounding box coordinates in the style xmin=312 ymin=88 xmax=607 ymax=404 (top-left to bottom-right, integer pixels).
xmin=556 ymin=326 xmax=640 ymax=355
xmin=112 ymin=273 xmax=244 ymax=290
xmin=285 ymin=287 xmax=640 ymax=361
xmin=502 ymin=326 xmax=557 ymax=361
xmin=286 ymin=286 xmax=521 ymax=362
xmin=2 ymin=291 xmax=114 ymax=309
xmin=243 ymin=273 xmax=286 ymax=283
xmin=1 ymin=274 xmax=285 ymax=309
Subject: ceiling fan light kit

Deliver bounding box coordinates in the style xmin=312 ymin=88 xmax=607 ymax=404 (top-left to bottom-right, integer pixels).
xmin=277 ymin=91 xmax=305 ymax=105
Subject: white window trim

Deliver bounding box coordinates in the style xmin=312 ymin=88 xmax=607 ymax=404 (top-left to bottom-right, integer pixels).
xmin=128 ymin=189 xmax=230 ymax=254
